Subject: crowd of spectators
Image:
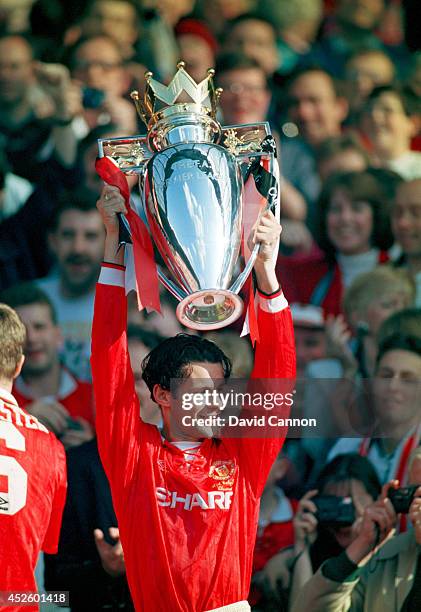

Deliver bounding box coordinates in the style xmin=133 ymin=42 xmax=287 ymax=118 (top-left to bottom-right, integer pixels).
xmin=0 ymin=0 xmax=420 ymax=610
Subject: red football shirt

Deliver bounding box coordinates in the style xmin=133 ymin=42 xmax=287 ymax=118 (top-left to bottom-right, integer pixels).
xmin=92 ymin=263 xmax=296 ymax=612
xmin=0 ymin=389 xmax=67 ymax=612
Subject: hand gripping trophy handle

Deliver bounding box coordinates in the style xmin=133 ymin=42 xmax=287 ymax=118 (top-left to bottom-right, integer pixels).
xmin=97 ymin=63 xmax=280 ymax=330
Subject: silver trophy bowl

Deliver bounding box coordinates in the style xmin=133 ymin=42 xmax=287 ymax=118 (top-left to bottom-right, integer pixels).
xmin=97 ymin=64 xmax=278 ymax=330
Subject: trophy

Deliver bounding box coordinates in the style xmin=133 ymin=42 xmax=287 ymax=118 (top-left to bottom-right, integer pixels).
xmin=97 ymin=62 xmax=279 ymax=330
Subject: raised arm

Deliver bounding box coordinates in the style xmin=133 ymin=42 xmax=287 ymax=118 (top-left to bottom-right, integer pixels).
xmin=233 ymin=212 xmax=296 ymax=495
xmin=251 ymin=210 xmax=296 ymax=380
xmin=91 ymin=186 xmax=143 ymax=486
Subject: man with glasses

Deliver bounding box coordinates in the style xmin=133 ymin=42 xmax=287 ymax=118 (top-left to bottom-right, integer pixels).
xmin=66 ymin=34 xmax=137 ymax=135
xmin=215 ymin=52 xmax=308 ymax=227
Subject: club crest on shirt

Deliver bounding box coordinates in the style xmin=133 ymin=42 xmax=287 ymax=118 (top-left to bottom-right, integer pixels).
xmin=209 ymin=460 xmax=236 ymax=490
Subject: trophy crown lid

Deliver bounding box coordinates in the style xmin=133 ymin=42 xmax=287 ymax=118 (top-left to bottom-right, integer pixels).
xmin=130 ymin=62 xmax=222 ymax=129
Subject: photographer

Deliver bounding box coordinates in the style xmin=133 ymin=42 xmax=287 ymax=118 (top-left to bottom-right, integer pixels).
xmin=288 ymin=454 xmax=381 ymax=608
xmin=291 ymin=449 xmax=421 ymax=612
xmin=65 ymin=34 xmax=138 ymax=135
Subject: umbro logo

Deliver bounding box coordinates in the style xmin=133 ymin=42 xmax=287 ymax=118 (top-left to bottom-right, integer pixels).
xmin=0 ymin=495 xmax=8 ymax=511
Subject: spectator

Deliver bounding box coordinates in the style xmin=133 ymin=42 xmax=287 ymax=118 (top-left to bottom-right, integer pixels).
xmin=221 ymin=13 xmax=279 ymax=76
xmin=312 ymin=0 xmax=400 ymax=77
xmin=361 ymin=85 xmax=421 ymax=180
xmin=44 ymin=438 xmax=134 ymax=611
xmin=344 ymin=48 xmax=395 ymax=117
xmin=70 ymin=0 xmax=141 ymax=60
xmin=280 ymin=67 xmax=349 ymax=226
xmin=316 ymin=134 xmax=369 ymax=182
xmin=1 ymin=283 xmax=95 ymax=448
xmin=65 ymin=34 xmax=137 ymax=136
xmin=0 ymin=35 xmax=80 ymax=181
xmin=194 ymin=0 xmax=257 ymax=37
xmin=0 ymin=302 xmax=67 ymax=605
xmin=37 ymin=187 xmax=105 ymax=381
xmin=284 ymin=67 xmax=349 ymax=149
xmin=278 ymin=170 xmax=394 ymax=316
xmin=288 ymin=453 xmax=382 ymax=608
xmin=258 ymin=0 xmax=323 ymax=75
xmin=341 ymin=266 xmax=415 ymax=377
xmin=175 ymin=19 xmax=217 ymax=83
xmin=292 ymin=452 xmax=421 ymax=612
xmin=328 ymin=333 xmax=421 ymax=485
xmin=392 ymin=178 xmax=421 ymax=304
xmin=0 ymin=154 xmax=80 ymax=291
xmin=297 ymin=268 xmax=414 ymax=481
xmin=215 ymin=53 xmax=272 ymax=127
xmin=378 ymin=307 xmax=421 ymax=346
xmin=215 ymin=53 xmax=309 ymax=228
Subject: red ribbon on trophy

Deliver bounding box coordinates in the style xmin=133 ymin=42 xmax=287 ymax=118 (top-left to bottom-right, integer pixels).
xmin=241 ymin=141 xmax=280 ymax=346
xmin=95 ymin=156 xmax=161 ymax=313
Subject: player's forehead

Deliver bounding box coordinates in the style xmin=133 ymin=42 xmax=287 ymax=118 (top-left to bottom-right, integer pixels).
xmin=187 ymin=361 xmax=225 ymax=380
xmin=176 ymin=362 xmax=225 ymax=394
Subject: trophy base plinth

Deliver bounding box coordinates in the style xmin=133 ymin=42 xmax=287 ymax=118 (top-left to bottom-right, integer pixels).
xmin=176 ymin=290 xmax=244 ymax=330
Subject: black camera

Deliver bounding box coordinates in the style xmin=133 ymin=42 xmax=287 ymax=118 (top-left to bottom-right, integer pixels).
xmin=82 ymin=87 xmax=105 ymax=109
xmin=312 ymin=495 xmax=356 ymax=526
xmin=387 ymin=485 xmax=418 ymax=513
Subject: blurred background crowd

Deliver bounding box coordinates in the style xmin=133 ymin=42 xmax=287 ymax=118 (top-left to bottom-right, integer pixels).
xmin=0 ymin=0 xmax=421 ymax=610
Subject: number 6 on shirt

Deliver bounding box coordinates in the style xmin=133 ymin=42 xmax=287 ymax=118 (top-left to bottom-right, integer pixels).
xmin=0 ymin=421 xmax=27 ymax=515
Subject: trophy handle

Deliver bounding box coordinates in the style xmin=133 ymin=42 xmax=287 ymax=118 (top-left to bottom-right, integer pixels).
xmin=230 ymin=141 xmax=280 ymax=295
xmin=229 ymin=243 xmax=259 ymax=294
xmin=157 ymin=269 xmax=188 ymax=302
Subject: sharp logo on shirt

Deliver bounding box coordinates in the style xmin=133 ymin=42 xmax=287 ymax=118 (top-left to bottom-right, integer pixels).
xmin=209 ymin=460 xmax=236 ymax=491
xmin=156 ymin=487 xmax=233 ymax=511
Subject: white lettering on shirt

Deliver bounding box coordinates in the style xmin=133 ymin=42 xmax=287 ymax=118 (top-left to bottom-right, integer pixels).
xmin=0 ymin=400 xmax=49 ymax=434
xmin=156 ymin=487 xmax=233 ymax=511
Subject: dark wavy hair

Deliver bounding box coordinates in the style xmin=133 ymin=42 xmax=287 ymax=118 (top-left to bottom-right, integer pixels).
xmin=316 ymin=169 xmax=398 ymax=260
xmin=376 ymin=333 xmax=421 ymax=365
xmin=317 ymin=453 xmax=381 ymax=500
xmin=142 ymin=333 xmax=232 ymax=401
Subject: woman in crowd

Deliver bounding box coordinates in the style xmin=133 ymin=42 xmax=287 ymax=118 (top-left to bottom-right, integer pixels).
xmin=278 ymin=169 xmax=396 ymax=316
